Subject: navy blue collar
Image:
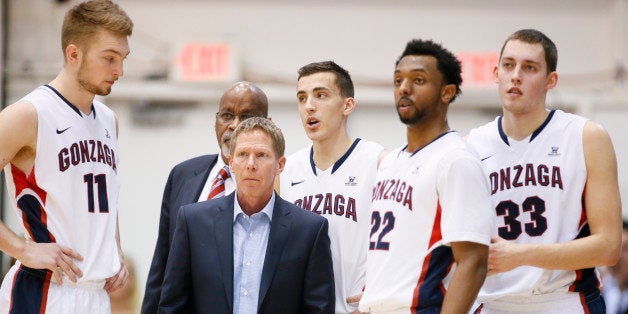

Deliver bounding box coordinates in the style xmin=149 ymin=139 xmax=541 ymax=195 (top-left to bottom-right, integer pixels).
xmin=399 ymin=130 xmax=454 ymax=157
xmin=309 ymin=138 xmax=361 ymax=175
xmin=45 ymin=84 xmax=96 ymax=119
xmin=498 ymin=109 xmax=555 ymax=146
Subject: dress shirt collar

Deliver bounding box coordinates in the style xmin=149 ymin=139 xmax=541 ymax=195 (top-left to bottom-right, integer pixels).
xmin=233 ymin=191 xmax=275 ymax=222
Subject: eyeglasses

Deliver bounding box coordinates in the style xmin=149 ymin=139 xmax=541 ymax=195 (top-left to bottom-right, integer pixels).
xmin=216 ymin=112 xmax=258 ymax=123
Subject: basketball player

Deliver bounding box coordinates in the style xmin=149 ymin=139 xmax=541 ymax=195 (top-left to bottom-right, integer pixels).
xmin=142 ymin=82 xmax=268 ymax=313
xmin=467 ymin=29 xmax=621 ymax=313
xmin=358 ymin=39 xmax=492 ymax=314
xmin=279 ymin=61 xmax=386 ymax=313
xmin=0 ymin=1 xmax=132 ymax=312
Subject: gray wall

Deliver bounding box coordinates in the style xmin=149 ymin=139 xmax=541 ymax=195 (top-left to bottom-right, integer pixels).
xmin=2 ymin=0 xmax=627 ymax=308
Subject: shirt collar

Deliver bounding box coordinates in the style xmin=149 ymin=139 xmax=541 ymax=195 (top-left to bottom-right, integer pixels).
xmin=216 ymin=154 xmax=227 ymax=169
xmin=233 ymin=191 xmax=275 ymax=222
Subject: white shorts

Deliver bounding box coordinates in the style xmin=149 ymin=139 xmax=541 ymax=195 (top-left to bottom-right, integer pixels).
xmin=0 ymin=262 xmax=110 ymax=314
xmin=476 ymin=292 xmax=587 ymax=314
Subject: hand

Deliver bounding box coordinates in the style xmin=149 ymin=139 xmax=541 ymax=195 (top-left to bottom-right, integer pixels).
xmin=19 ymin=239 xmax=83 ymax=284
xmin=104 ymin=257 xmax=129 ymax=293
xmin=347 ymin=292 xmax=363 ymax=305
xmin=347 ymin=292 xmax=364 ymax=314
xmin=487 ymin=236 xmax=521 ymax=276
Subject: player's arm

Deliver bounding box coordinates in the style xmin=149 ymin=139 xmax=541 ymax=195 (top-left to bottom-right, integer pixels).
xmin=105 ymin=116 xmax=129 ymax=292
xmin=488 ymin=121 xmax=621 ymax=274
xmin=104 ymin=216 xmax=129 ymax=293
xmin=442 ymin=241 xmax=488 ymax=314
xmin=0 ymin=101 xmax=83 ymax=282
xmin=377 ymin=149 xmax=388 ymax=168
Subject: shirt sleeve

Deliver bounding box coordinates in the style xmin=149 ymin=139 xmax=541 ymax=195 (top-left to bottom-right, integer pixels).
xmin=437 ymin=150 xmax=493 ymax=246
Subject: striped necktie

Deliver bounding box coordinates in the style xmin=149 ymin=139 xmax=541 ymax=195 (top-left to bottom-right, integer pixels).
xmin=207 ymin=166 xmax=230 ymax=200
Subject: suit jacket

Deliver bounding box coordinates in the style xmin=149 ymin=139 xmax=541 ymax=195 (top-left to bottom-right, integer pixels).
xmin=142 ymin=154 xmax=219 ymax=314
xmin=158 ymin=192 xmax=335 ymax=314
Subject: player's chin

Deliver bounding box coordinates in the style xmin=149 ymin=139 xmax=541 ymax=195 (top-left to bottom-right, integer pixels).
xmin=96 ymin=87 xmax=112 ymax=96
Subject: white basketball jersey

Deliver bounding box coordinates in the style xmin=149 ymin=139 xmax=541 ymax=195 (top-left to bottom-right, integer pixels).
xmin=4 ymin=85 xmax=121 ymax=282
xmin=466 ymin=110 xmax=596 ymax=303
xmin=280 ymin=139 xmax=384 ymax=313
xmin=359 ymin=132 xmax=492 ymax=313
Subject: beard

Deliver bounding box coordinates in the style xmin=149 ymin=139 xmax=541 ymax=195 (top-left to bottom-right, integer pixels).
xmin=77 ymin=59 xmax=112 ymax=96
xmin=398 ymin=109 xmax=424 ymax=125
xmin=397 ymin=99 xmax=426 ymax=125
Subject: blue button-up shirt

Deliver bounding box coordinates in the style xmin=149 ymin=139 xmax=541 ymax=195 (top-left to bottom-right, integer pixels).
xmin=233 ymin=192 xmax=275 ymax=314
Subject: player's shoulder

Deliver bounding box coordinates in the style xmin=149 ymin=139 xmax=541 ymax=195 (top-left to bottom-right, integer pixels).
xmin=1 ymin=99 xmax=37 ymax=117
xmin=467 ymin=116 xmax=499 ymax=141
xmin=286 ymin=146 xmax=311 ymax=160
xmin=356 ymin=139 xmax=385 ymax=152
xmin=582 ymin=119 xmax=613 ymax=147
xmin=547 ymin=109 xmax=587 ymax=128
xmin=93 ymin=98 xmax=116 ymax=118
xmin=438 ymin=132 xmax=482 ymax=164
xmin=283 ymin=146 xmax=312 ymax=171
xmin=0 ymin=99 xmax=38 ymax=131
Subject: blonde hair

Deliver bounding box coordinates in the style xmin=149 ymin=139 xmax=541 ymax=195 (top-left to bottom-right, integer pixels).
xmin=230 ymin=117 xmax=286 ymax=158
xmin=61 ymin=0 xmax=133 ymax=56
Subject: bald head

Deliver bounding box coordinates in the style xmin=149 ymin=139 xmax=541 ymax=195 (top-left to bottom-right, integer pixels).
xmin=215 ymin=81 xmax=269 ymax=163
xmin=219 ymin=82 xmax=269 ymax=116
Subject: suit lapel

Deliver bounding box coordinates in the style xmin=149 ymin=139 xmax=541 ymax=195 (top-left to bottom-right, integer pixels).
xmin=178 ymin=158 xmax=215 ymax=204
xmin=258 ymin=198 xmax=292 ymax=309
xmin=214 ymin=193 xmax=235 ymax=312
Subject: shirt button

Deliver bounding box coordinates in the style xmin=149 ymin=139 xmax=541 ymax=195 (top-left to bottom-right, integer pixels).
xmin=243 ymin=289 xmax=248 ymax=296
xmin=246 ymin=261 xmax=251 ymax=266
xmin=249 ymin=232 xmax=254 ymax=238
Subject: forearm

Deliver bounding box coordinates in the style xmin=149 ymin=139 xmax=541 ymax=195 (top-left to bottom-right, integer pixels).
xmin=0 ymin=222 xmax=27 ymax=260
xmin=515 ymin=233 xmax=619 ymax=270
xmin=442 ymin=251 xmax=487 ymax=314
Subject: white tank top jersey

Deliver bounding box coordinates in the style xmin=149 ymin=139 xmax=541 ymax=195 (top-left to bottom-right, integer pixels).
xmin=466 ymin=110 xmax=596 ymax=305
xmin=4 ymin=85 xmax=121 ymax=283
xmin=280 ymin=139 xmax=384 ymax=313
xmin=359 ymin=131 xmax=492 ymax=313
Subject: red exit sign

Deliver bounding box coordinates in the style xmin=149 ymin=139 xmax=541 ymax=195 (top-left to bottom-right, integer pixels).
xmin=457 ymin=51 xmax=500 ymax=87
xmin=173 ymin=43 xmax=237 ymax=82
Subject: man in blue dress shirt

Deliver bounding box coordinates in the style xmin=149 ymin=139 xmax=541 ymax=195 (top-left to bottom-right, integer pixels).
xmin=158 ymin=117 xmax=335 ymax=314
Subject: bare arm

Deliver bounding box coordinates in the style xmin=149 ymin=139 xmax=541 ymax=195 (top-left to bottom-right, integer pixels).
xmin=488 ymin=121 xmax=621 ymax=274
xmin=104 ymin=116 xmax=129 ymax=292
xmin=104 ymin=216 xmax=129 ymax=292
xmin=0 ymin=101 xmax=83 ymax=282
xmin=441 ymin=241 xmax=488 ymax=314
xmin=377 ymin=149 xmax=388 ymax=169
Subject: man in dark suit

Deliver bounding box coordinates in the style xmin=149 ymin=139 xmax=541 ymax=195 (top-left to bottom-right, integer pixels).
xmin=158 ymin=117 xmax=335 ymax=313
xmin=142 ymin=82 xmax=269 ymax=313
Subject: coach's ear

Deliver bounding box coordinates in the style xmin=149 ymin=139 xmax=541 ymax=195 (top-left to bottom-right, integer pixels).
xmin=276 ymin=156 xmax=286 ymax=175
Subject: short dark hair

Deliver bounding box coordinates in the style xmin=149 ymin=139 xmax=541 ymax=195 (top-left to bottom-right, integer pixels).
xmin=396 ymin=39 xmax=463 ymax=102
xmin=500 ymin=29 xmax=557 ymax=73
xmin=297 ymin=61 xmax=354 ymax=98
